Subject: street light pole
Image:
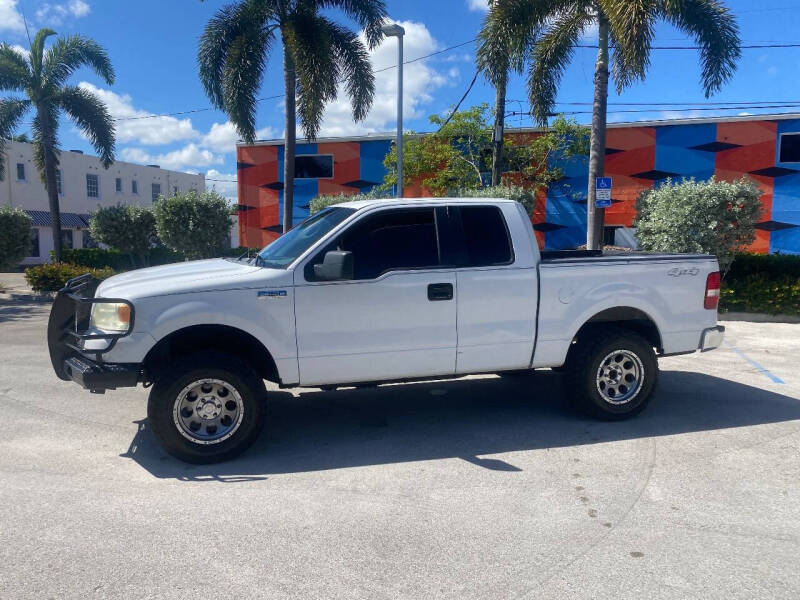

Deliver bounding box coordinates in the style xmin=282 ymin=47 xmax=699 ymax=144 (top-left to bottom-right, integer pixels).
xmin=381 ymin=23 xmax=405 ymax=198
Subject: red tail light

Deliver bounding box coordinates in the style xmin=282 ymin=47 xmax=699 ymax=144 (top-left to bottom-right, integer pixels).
xmin=704 ymin=271 xmax=721 ymax=310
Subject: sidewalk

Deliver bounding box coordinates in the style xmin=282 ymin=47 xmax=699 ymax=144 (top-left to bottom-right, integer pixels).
xmin=0 ymin=272 xmax=51 ymax=303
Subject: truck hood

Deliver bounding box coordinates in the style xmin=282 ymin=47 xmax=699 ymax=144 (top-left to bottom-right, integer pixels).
xmin=95 ymin=258 xmax=284 ymax=299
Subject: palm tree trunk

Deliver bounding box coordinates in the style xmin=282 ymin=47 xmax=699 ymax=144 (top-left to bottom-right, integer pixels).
xmin=491 ymin=72 xmax=507 ymax=187
xmin=586 ymin=13 xmax=610 ymax=251
xmin=282 ymin=42 xmax=296 ymax=234
xmin=38 ymin=107 xmax=63 ymax=262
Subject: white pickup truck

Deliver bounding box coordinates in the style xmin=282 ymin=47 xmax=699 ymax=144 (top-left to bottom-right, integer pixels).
xmin=48 ymin=198 xmax=725 ymax=463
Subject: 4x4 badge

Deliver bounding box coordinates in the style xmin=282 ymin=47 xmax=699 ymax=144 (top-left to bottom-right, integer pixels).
xmin=667 ymin=267 xmax=699 ymax=277
xmin=257 ymin=290 xmax=287 ymax=299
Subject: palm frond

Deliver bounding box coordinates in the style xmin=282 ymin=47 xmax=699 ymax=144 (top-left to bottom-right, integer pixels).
xmin=285 ymin=11 xmax=339 ymax=140
xmin=0 ymin=44 xmax=31 ymax=92
xmin=0 ymin=98 xmax=31 ymax=180
xmin=601 ymin=0 xmax=656 ymax=91
xmin=527 ymin=5 xmax=592 ymax=125
xmin=56 ymin=86 xmax=115 ymax=167
xmin=308 ymin=0 xmax=388 ymax=48
xmin=29 ymin=28 xmax=57 ymax=81
xmin=323 ymin=18 xmax=374 ymax=122
xmin=658 ymin=0 xmax=740 ymax=96
xmin=43 ymin=35 xmax=115 ymax=91
xmin=198 ymin=0 xmax=275 ymax=113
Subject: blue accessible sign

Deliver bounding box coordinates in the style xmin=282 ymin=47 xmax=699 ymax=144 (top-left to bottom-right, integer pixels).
xmin=595 ymin=177 xmax=612 ymax=208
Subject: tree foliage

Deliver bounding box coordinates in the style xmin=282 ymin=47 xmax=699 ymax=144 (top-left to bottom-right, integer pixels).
xmin=0 ymin=205 xmax=32 ymax=270
xmin=453 ymin=184 xmax=537 ymax=216
xmin=382 ymin=104 xmax=588 ymax=196
xmin=89 ymin=204 xmax=157 ymax=268
xmin=634 ymin=177 xmax=762 ymax=272
xmin=0 ymin=30 xmax=115 ymax=261
xmin=154 ymin=190 xmax=232 ymax=260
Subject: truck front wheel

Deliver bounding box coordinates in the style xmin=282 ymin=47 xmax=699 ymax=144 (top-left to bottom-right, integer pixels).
xmin=147 ymin=353 xmax=266 ymax=463
xmin=566 ymin=327 xmax=658 ymax=420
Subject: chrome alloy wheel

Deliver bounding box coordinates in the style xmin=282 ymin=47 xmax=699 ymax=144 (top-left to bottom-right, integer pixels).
xmin=595 ymin=350 xmax=645 ymax=405
xmin=172 ymin=378 xmax=244 ymax=445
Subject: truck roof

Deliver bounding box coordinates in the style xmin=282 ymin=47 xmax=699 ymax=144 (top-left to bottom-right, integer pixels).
xmin=332 ymin=197 xmax=518 ymax=210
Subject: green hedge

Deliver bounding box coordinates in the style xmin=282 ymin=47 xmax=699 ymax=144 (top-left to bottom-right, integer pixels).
xmin=720 ymin=253 xmax=800 ymax=315
xmin=721 ymin=274 xmax=800 ymax=315
xmin=726 ymin=253 xmax=800 ymax=280
xmin=24 ymin=263 xmax=116 ymax=293
xmin=54 ymin=246 xmax=257 ymax=270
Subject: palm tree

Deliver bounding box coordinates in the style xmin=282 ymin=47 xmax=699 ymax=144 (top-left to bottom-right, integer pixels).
xmin=0 ymin=29 xmax=116 ymax=262
xmin=198 ymin=0 xmax=387 ymax=234
xmin=480 ymin=0 xmax=740 ymax=249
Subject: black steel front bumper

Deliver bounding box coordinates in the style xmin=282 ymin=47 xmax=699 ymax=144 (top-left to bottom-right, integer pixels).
xmin=47 ymin=273 xmax=141 ymax=392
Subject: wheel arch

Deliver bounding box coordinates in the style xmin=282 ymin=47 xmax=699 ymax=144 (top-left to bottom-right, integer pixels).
xmin=143 ymin=324 xmax=281 ymax=384
xmin=572 ymin=306 xmax=663 ymax=352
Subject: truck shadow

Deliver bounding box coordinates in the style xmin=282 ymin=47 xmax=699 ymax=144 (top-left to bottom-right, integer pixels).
xmin=122 ymin=370 xmax=800 ymax=481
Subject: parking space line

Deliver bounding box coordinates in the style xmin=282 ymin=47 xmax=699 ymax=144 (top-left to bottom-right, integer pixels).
xmin=724 ymin=341 xmax=785 ymax=385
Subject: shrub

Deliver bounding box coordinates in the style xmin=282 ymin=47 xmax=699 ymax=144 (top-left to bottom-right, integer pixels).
xmin=0 ymin=205 xmax=32 ymax=270
xmin=720 ymin=273 xmax=800 ymax=315
xmin=154 ymin=190 xmax=231 ymax=259
xmin=24 ymin=263 xmax=115 ymax=293
xmin=453 ymin=184 xmax=536 ymax=216
xmin=726 ymin=252 xmax=800 ymax=281
xmin=89 ymin=204 xmax=157 ymax=268
xmin=634 ymin=177 xmax=762 ymax=272
xmin=309 ymin=187 xmax=391 ymax=215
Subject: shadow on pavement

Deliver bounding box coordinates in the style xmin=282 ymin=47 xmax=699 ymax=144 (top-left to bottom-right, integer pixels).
xmin=122 ymin=370 xmax=800 ymax=481
xmin=0 ymin=303 xmax=49 ymax=323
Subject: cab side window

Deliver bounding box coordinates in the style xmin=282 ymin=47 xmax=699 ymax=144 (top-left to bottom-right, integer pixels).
xmin=458 ymin=205 xmax=513 ymax=267
xmin=307 ymin=207 xmax=441 ymax=281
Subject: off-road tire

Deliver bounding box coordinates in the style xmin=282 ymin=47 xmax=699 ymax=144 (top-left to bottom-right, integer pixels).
xmin=147 ymin=353 xmax=266 ymax=463
xmin=565 ymin=326 xmax=658 ymax=420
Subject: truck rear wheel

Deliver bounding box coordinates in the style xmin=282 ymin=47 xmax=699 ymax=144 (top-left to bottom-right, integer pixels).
xmin=147 ymin=353 xmax=266 ymax=463
xmin=565 ymin=327 xmax=657 ymax=420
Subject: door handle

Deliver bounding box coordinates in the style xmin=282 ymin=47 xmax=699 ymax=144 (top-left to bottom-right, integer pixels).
xmin=427 ymin=282 xmax=453 ymax=301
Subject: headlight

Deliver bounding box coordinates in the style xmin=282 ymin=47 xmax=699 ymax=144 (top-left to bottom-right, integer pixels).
xmin=90 ymin=302 xmax=132 ymax=333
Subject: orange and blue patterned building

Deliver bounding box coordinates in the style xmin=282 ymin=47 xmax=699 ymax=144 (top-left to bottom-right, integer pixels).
xmin=236 ymin=114 xmax=800 ymax=254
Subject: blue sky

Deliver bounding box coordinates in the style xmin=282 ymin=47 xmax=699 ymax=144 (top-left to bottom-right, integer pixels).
xmin=1 ymin=0 xmax=798 ymax=201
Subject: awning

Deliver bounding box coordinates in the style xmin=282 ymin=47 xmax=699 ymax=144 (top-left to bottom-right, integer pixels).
xmin=25 ymin=210 xmax=91 ymax=228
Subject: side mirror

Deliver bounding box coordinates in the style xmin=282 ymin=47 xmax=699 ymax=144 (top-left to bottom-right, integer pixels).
xmin=313 ymin=250 xmax=354 ymax=281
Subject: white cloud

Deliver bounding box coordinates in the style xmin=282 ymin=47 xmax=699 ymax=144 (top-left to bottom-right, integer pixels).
xmin=35 ymin=0 xmax=90 ymax=25
xmin=205 ymin=169 xmax=238 ymax=202
xmin=78 ymin=82 xmax=200 ymax=145
xmin=0 ymin=0 xmax=25 ymax=32
xmin=318 ymin=20 xmax=448 ymax=137
xmin=10 ymin=44 xmax=29 ymax=57
xmin=467 ymin=0 xmax=489 ymax=12
xmin=120 ymin=144 xmax=223 ymax=171
xmin=200 ymin=121 xmax=276 ymax=153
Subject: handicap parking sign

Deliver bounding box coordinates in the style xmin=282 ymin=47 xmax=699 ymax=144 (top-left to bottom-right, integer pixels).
xmin=595 ymin=177 xmax=612 ymax=208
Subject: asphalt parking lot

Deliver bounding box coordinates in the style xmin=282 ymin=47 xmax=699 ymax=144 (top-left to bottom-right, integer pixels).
xmin=0 ymin=301 xmax=798 ymax=599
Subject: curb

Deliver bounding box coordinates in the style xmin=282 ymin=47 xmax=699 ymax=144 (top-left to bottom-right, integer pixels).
xmin=720 ymin=312 xmax=800 ymax=324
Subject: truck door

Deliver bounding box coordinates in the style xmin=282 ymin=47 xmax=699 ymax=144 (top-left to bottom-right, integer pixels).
xmin=451 ymin=204 xmax=538 ymax=374
xmin=294 ymin=206 xmax=457 ymax=386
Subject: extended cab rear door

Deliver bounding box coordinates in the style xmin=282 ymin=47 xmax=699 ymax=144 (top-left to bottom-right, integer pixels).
xmin=293 ymin=205 xmax=457 ymax=386
xmin=449 ymin=203 xmax=539 ymax=374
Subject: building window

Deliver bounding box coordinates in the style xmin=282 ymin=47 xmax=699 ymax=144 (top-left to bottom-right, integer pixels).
xmin=152 ymin=183 xmax=161 ymax=202
xmin=56 ymin=169 xmax=62 ymax=194
xmin=132 ymin=179 xmax=138 ymax=195
xmin=29 ymin=228 xmax=40 ymax=257
xmin=294 ymin=155 xmax=333 ymax=179
xmin=86 ymin=173 xmax=99 ymax=198
xmin=779 ymin=133 xmax=800 ymax=163
xmin=16 ymin=163 xmax=25 ymax=181
xmin=82 ymin=229 xmax=99 ymax=249
xmin=62 ymin=229 xmax=73 ymax=249
xmin=173 ymin=186 xmax=178 ymax=196
xmin=116 ymin=177 xmax=122 ymax=193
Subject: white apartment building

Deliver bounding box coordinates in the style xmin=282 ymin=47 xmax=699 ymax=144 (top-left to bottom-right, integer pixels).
xmin=0 ymin=141 xmax=206 ymax=264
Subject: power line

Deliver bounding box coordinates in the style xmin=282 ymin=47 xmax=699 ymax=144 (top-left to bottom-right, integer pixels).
xmin=506 ymin=103 xmax=800 ymax=117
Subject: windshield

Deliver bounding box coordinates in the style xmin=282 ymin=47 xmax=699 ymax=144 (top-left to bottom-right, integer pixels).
xmin=255 ymin=207 xmax=356 ymax=269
